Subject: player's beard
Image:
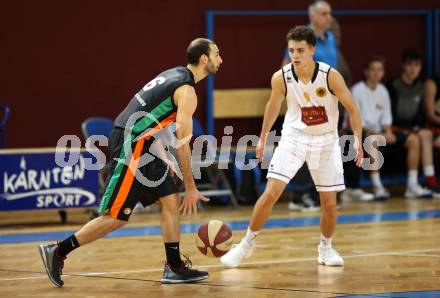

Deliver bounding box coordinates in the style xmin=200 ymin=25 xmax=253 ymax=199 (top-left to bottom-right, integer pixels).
xmin=205 ymin=58 xmax=218 ymax=75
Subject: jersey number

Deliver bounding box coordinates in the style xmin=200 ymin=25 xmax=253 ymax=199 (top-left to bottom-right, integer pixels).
xmin=142 ymin=76 xmax=166 ymax=91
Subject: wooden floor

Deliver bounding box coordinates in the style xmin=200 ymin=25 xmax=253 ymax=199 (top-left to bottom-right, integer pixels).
xmin=1 ymin=198 xmax=440 ymax=297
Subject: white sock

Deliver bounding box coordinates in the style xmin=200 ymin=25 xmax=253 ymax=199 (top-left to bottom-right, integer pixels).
xmin=320 ymin=234 xmax=332 ymax=248
xmin=424 ymin=165 xmax=435 ymax=177
xmin=243 ymin=227 xmax=259 ymax=245
xmin=407 ymin=170 xmax=418 ymax=188
xmin=370 ymin=172 xmax=383 ymax=188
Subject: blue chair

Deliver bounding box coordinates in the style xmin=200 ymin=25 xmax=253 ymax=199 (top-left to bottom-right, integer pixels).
xmin=0 ymin=105 xmax=11 ymax=148
xmin=81 ymin=117 xmax=114 ymax=187
xmin=81 ymin=117 xmax=113 ymax=139
xmin=81 ymin=117 xmax=114 ymax=219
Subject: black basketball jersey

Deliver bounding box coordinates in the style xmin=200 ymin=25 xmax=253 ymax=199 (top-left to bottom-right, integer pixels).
xmin=114 ymin=66 xmax=195 ymax=136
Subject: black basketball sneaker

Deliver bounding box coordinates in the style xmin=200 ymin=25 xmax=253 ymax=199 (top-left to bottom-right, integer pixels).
xmin=161 ymin=255 xmax=208 ymax=284
xmin=38 ymin=243 xmax=65 ymax=287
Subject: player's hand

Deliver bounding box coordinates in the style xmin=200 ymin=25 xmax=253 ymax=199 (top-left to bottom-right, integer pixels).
xmin=256 ymin=138 xmax=265 ymax=162
xmin=383 ymin=132 xmax=396 ymax=145
xmin=179 ymin=189 xmax=209 ymax=216
xmin=353 ymin=136 xmax=364 ymax=167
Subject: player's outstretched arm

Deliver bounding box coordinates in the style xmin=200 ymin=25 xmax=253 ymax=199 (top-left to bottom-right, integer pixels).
xmin=257 ymin=70 xmax=286 ymax=161
xmin=329 ymin=69 xmax=363 ymax=167
xmin=174 ymin=85 xmax=209 ymax=216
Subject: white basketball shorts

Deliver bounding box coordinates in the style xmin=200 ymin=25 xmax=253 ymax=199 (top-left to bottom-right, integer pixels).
xmin=267 ymin=129 xmax=345 ymax=192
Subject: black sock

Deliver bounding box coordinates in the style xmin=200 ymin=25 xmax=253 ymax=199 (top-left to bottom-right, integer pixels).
xmin=57 ymin=234 xmax=80 ymax=257
xmin=164 ymin=242 xmax=182 ymax=268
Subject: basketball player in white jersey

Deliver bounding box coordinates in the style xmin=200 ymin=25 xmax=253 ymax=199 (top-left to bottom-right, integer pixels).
xmin=221 ymin=25 xmax=363 ymax=268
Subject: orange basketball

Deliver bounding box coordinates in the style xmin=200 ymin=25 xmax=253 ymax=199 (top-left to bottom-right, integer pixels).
xmin=196 ymin=220 xmax=233 ymax=257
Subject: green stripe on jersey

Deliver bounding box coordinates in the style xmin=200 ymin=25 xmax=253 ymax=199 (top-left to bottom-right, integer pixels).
xmin=132 ymin=97 xmax=174 ymax=135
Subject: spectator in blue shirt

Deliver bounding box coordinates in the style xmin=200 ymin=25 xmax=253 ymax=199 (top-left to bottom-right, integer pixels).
xmin=282 ymin=0 xmax=338 ymax=68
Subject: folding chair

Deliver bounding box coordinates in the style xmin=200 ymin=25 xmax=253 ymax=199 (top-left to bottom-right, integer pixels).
xmin=81 ymin=117 xmax=114 ymax=219
xmin=81 ymin=117 xmax=114 ymax=140
xmin=190 ymin=118 xmax=238 ymax=207
xmin=81 ymin=117 xmax=113 ymax=190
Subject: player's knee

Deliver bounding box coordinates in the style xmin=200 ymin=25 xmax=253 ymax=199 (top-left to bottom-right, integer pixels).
xmin=162 ymin=202 xmax=179 ymax=215
xmin=321 ymin=201 xmax=336 ymax=212
xmin=104 ymin=216 xmax=127 ymax=231
xmin=160 ymin=195 xmax=180 ymax=214
xmin=114 ymin=219 xmax=127 ymax=230
xmin=261 ymin=188 xmax=282 ymax=205
xmin=321 ymin=198 xmax=337 ymax=210
xmin=406 ymin=134 xmax=420 ymax=149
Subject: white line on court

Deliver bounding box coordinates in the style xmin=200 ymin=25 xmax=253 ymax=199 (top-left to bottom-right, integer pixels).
xmin=390 ymin=253 xmax=440 ymax=258
xmin=1 ymin=248 xmax=439 ymax=282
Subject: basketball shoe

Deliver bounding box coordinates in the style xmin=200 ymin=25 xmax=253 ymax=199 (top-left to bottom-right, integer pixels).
xmin=404 ymin=184 xmax=432 ymax=199
xmin=317 ymin=245 xmax=344 ymax=266
xmin=38 ymin=243 xmax=65 ymax=287
xmin=220 ymin=238 xmax=255 ymax=268
xmin=161 ymin=255 xmax=208 ymax=284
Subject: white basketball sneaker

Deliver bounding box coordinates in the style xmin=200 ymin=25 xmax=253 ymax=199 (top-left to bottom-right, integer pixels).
xmin=220 ymin=239 xmax=255 ymax=268
xmin=317 ymin=245 xmax=344 ymax=266
xmin=404 ymin=184 xmax=432 ymax=199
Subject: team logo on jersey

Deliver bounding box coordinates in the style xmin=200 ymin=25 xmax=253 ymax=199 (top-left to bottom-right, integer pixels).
xmin=316 ymin=87 xmax=327 ymax=97
xmin=304 ymin=92 xmax=311 ymax=102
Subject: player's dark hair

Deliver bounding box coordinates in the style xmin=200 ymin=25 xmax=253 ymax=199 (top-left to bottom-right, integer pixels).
xmin=364 ymin=55 xmax=386 ymax=69
xmin=186 ymin=38 xmax=215 ymax=65
xmin=401 ymin=48 xmax=422 ymax=64
xmin=286 ymin=25 xmax=316 ymax=46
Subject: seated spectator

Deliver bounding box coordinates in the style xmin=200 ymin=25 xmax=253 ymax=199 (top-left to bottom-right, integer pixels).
xmin=351 ymin=55 xmax=393 ymax=200
xmin=332 ymin=16 xmax=374 ymax=203
xmin=386 ymin=49 xmax=439 ymax=198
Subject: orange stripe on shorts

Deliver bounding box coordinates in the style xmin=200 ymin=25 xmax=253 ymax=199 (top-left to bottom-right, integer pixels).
xmin=109 ymin=138 xmax=145 ymax=218
xmin=109 ymin=113 xmax=177 ymax=218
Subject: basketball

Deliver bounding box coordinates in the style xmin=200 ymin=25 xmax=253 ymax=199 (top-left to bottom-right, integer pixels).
xmin=196 ymin=220 xmax=233 ymax=257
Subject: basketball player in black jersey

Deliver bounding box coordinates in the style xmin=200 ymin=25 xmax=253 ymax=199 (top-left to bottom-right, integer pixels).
xmin=38 ymin=38 xmax=222 ymax=286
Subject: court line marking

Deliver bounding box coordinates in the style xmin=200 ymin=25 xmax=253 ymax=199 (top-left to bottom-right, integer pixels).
xmin=1 ymin=248 xmax=439 ymax=282
xmin=391 ymin=253 xmax=440 ymax=258
xmin=0 ymin=270 xmax=388 ymax=297
xmin=0 ymin=273 xmax=410 ymax=298
xmin=2 ymin=209 xmax=440 ymax=245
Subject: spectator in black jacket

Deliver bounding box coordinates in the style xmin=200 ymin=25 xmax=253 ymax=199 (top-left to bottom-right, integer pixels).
xmin=387 ymin=49 xmax=439 ymax=198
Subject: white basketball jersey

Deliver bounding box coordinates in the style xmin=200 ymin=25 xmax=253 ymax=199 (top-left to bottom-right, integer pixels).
xmin=281 ymin=61 xmax=339 ymax=136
